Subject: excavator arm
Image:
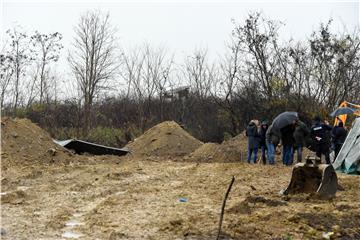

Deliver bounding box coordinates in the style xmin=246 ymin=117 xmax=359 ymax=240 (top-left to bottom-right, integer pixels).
xmin=334 ymin=101 xmax=360 ymax=126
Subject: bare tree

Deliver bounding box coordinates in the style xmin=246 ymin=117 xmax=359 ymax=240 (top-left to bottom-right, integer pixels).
xmin=5 ymin=27 xmax=32 ymax=114
xmin=68 ymin=10 xmax=119 ymax=131
xmin=120 ymin=46 xmax=146 ymax=129
xmin=156 ymin=56 xmax=174 ymax=121
xmin=0 ymin=53 xmax=14 ymax=110
xmin=310 ymin=20 xmax=360 ymax=109
xmin=31 ymin=31 xmax=63 ymax=104
xmin=232 ymin=13 xmax=283 ymax=100
xmin=121 ymin=44 xmax=174 ymax=130
xmin=142 ymin=44 xmax=174 ymax=121
xmin=121 ymin=46 xmax=145 ymax=100
xmin=24 ymin=66 xmax=38 ymax=108
xmin=184 ymin=48 xmax=215 ymax=100
xmin=212 ymin=39 xmax=242 ymax=134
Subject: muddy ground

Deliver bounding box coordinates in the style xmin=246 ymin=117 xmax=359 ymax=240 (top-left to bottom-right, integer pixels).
xmin=2 ymin=156 xmax=360 ymax=240
xmin=1 ymin=119 xmax=360 ymax=239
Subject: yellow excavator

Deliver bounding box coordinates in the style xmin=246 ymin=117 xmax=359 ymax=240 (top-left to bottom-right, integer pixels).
xmin=334 ymin=101 xmax=360 ymax=126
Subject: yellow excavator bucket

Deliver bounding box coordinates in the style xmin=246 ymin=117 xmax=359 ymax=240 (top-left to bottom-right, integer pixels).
xmin=282 ymin=156 xmax=338 ymax=199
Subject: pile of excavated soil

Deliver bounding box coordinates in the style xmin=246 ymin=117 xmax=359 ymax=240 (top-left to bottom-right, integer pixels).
xmin=220 ymin=131 xmax=248 ymax=161
xmin=126 ymin=121 xmax=203 ymax=157
xmin=1 ymin=117 xmax=72 ymax=167
xmin=187 ymin=143 xmax=224 ymax=162
xmin=188 ymin=131 xmax=315 ymax=163
xmin=188 ymin=131 xmax=248 ymax=162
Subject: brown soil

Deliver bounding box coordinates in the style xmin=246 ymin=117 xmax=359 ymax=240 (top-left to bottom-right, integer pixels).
xmin=188 ymin=132 xmax=314 ymax=163
xmin=126 ymin=121 xmax=203 ymax=158
xmin=0 ymin=118 xmax=76 ymax=168
xmin=0 ymin=118 xmax=105 ymax=169
xmin=2 ymin=118 xmax=360 ymax=240
xmin=1 ymin=189 xmax=28 ymax=204
xmin=187 ymin=143 xmax=224 ymax=162
xmin=187 ymin=131 xmax=248 ymax=162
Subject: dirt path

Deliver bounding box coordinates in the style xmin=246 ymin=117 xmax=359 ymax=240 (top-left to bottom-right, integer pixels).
xmin=2 ymin=156 xmax=360 ymax=239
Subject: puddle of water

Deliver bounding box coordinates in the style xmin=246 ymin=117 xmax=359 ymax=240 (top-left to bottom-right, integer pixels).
xmin=62 ymin=231 xmax=83 ymax=239
xmin=65 ymin=220 xmax=84 ymax=227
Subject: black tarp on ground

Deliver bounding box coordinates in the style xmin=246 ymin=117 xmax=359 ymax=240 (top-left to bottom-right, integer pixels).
xmin=53 ymin=139 xmax=129 ymax=156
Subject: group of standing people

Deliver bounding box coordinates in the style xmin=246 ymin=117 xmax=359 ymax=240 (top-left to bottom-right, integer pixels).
xmin=245 ymin=115 xmax=348 ymax=165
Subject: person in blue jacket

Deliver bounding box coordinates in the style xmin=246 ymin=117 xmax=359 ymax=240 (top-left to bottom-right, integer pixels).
xmin=246 ymin=120 xmax=260 ymax=164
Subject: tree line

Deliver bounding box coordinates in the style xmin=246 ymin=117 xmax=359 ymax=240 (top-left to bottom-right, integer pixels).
xmin=1 ymin=10 xmax=360 ymax=145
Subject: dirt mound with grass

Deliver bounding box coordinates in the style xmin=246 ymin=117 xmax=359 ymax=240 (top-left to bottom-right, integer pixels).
xmin=220 ymin=131 xmax=248 ymax=161
xmin=187 ymin=143 xmax=224 ymax=162
xmin=126 ymin=121 xmax=203 ymax=157
xmin=1 ymin=117 xmax=72 ymax=167
xmin=187 ymin=131 xmax=248 ymax=162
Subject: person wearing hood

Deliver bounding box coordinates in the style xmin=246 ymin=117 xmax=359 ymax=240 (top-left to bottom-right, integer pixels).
xmin=311 ymin=116 xmax=332 ymax=164
xmin=259 ymin=121 xmax=269 ymax=164
xmin=293 ymin=120 xmax=310 ymax=163
xmin=246 ymin=120 xmax=260 ymax=164
xmin=331 ymin=121 xmax=347 ymax=159
xmin=265 ymin=124 xmax=280 ymax=165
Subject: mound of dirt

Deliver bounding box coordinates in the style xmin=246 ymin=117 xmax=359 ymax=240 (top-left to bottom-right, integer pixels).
xmin=1 ymin=117 xmax=71 ymax=167
xmin=126 ymin=121 xmax=203 ymax=157
xmin=222 ymin=131 xmax=248 ymax=150
xmin=220 ymin=131 xmax=248 ymax=161
xmin=188 ymin=131 xmax=248 ymax=162
xmin=187 ymin=143 xmax=224 ymax=162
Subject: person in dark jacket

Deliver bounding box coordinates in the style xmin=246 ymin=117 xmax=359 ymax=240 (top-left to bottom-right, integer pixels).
xmin=293 ymin=120 xmax=310 ymax=163
xmin=331 ymin=121 xmax=347 ymax=159
xmin=265 ymin=124 xmax=280 ymax=165
xmin=311 ymin=116 xmax=332 ymax=164
xmin=281 ymin=123 xmax=296 ymax=166
xmin=259 ymin=121 xmax=269 ymax=164
xmin=246 ymin=120 xmax=260 ymax=164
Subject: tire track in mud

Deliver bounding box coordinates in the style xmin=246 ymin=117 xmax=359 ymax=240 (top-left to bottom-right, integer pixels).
xmin=61 ymin=196 xmax=106 ymax=239
xmin=59 ymin=169 xmax=155 ymax=239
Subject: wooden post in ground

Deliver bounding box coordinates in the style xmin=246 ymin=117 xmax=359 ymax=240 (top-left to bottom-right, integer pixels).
xmin=216 ymin=176 xmax=235 ymax=240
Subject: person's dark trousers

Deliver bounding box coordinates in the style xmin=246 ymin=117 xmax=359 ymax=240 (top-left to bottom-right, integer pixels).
xmin=261 ymin=145 xmax=267 ymax=164
xmin=324 ymin=151 xmax=330 ymax=164
xmin=282 ymin=145 xmax=293 ymax=166
xmin=295 ymin=146 xmax=303 ymax=163
xmin=315 ymin=144 xmax=331 ymax=164
xmin=334 ymin=144 xmax=342 ymax=160
xmin=247 ymin=146 xmax=258 ymax=164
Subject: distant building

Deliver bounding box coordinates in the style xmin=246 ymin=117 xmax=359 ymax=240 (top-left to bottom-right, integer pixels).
xmin=163 ymin=86 xmax=190 ymax=100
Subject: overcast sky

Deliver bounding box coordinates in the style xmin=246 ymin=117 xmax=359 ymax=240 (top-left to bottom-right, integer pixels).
xmin=2 ymin=0 xmax=359 ymax=57
xmin=1 ymin=0 xmax=359 ymax=97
